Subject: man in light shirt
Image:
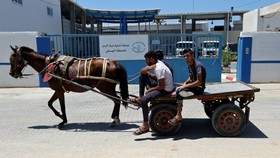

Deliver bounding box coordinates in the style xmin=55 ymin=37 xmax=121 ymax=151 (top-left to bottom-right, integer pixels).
xmin=132 ymin=50 xmax=174 ymax=135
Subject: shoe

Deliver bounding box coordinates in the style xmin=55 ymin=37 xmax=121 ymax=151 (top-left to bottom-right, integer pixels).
xmin=168 ymin=117 xmax=182 ymax=126
xmin=133 ymin=128 xmax=149 ymax=135
xmin=109 ymin=117 xmax=120 ymax=127
xmin=179 ymin=91 xmax=194 ymax=97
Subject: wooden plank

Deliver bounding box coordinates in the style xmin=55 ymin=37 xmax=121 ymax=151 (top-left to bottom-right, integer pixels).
xmin=155 ymin=81 xmax=260 ymax=101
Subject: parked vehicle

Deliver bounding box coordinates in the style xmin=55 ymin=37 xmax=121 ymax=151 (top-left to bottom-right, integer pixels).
xmin=175 ymin=41 xmax=195 ymax=57
xmin=201 ymin=40 xmax=219 ymax=57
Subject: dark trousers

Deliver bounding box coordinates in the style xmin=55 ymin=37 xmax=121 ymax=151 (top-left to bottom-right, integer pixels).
xmin=141 ymin=89 xmax=173 ymax=122
xmin=139 ymin=74 xmax=157 ymax=97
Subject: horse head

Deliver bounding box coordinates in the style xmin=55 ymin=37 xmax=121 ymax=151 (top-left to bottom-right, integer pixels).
xmin=9 ymin=45 xmax=27 ymax=78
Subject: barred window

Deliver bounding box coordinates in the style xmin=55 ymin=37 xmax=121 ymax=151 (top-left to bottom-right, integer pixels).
xmin=47 ymin=7 xmax=53 ymax=16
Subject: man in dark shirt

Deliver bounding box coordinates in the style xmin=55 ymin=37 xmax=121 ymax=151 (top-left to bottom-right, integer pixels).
xmin=168 ymin=49 xmax=206 ymax=125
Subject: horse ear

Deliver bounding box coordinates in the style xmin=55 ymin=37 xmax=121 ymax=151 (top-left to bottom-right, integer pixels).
xmin=10 ymin=45 xmax=19 ymax=52
xmin=10 ymin=45 xmax=16 ymax=52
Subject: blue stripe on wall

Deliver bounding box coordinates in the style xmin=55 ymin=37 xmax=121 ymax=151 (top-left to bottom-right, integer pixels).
xmin=251 ymin=60 xmax=280 ymax=64
xmin=0 ymin=63 xmax=10 ymax=65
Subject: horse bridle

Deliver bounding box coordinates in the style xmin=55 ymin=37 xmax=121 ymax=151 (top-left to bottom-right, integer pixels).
xmin=10 ymin=48 xmax=28 ymax=78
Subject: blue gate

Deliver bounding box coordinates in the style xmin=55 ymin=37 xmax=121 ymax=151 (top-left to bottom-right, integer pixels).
xmin=41 ymin=33 xmax=222 ymax=83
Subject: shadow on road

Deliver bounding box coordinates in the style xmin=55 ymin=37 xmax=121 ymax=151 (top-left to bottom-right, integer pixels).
xmin=135 ymin=118 xmax=268 ymax=141
xmin=28 ymin=122 xmax=139 ymax=132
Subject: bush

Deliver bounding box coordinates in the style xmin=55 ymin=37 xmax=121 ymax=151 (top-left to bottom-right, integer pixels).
xmin=222 ymin=51 xmax=234 ymax=67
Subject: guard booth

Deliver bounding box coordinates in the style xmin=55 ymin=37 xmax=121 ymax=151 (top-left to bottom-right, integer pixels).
xmin=40 ymin=33 xmax=223 ymax=84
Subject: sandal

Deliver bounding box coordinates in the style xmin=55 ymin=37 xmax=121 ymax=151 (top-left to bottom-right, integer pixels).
xmin=168 ymin=117 xmax=182 ymax=126
xmin=133 ymin=128 xmax=149 ymax=135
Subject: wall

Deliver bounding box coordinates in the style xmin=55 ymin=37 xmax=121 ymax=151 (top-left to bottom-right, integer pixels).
xmin=239 ymin=32 xmax=280 ymax=83
xmin=0 ymin=0 xmax=62 ymax=34
xmin=243 ymin=2 xmax=280 ymax=32
xmin=0 ymin=32 xmax=40 ymax=87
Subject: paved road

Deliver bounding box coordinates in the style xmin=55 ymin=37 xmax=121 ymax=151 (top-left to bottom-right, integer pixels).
xmin=0 ymin=83 xmax=280 ymax=158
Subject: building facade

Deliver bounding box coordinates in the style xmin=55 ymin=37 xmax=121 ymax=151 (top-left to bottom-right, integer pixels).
xmin=243 ymin=2 xmax=280 ymax=32
xmin=0 ymin=0 xmax=62 ymax=34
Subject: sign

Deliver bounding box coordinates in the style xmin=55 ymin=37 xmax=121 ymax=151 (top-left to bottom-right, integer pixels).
xmin=99 ymin=35 xmax=148 ymax=60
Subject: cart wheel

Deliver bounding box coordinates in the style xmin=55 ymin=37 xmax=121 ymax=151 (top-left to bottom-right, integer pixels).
xmin=212 ymin=103 xmax=246 ymax=137
xmin=203 ymin=99 xmax=230 ymax=119
xmin=149 ymin=104 xmax=181 ymax=136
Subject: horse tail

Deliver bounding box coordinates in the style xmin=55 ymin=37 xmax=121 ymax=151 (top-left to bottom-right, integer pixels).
xmin=116 ymin=63 xmax=129 ymax=106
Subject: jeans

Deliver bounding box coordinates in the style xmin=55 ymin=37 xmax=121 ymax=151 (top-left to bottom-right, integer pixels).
xmin=141 ymin=89 xmax=173 ymax=122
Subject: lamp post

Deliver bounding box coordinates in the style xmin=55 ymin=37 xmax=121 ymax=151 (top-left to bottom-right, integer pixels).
xmin=226 ymin=7 xmax=234 ymax=49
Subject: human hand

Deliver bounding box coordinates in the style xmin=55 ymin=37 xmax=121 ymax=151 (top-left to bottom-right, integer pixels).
xmin=177 ymin=85 xmax=185 ymax=91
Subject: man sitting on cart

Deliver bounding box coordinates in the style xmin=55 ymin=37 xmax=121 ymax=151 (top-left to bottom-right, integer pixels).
xmin=168 ymin=49 xmax=206 ymax=126
xmin=138 ymin=49 xmax=173 ymax=99
xmin=132 ymin=50 xmax=174 ymax=135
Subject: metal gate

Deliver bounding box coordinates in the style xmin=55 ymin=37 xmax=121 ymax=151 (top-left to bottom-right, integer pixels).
xmin=44 ymin=33 xmax=223 ymax=82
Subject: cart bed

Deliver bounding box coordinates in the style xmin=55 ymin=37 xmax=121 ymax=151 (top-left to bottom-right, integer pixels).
xmin=155 ymin=81 xmax=260 ymax=102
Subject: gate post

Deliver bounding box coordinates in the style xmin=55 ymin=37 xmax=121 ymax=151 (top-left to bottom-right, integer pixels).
xmin=237 ymin=37 xmax=252 ymax=83
xmin=36 ymin=36 xmax=51 ymax=87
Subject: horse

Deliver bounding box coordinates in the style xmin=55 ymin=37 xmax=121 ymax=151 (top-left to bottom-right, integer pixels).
xmin=9 ymin=45 xmax=129 ymax=128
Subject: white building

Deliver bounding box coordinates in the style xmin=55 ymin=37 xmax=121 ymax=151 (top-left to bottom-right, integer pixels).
xmin=239 ymin=2 xmax=280 ymax=83
xmin=243 ymin=2 xmax=280 ymax=32
xmin=0 ymin=0 xmax=62 ymax=34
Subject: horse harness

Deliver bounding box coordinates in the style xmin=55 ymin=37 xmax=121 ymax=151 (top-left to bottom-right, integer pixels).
xmin=43 ymin=55 xmax=118 ymax=92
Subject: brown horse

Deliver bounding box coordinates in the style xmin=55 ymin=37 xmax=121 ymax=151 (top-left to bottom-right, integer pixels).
xmin=9 ymin=45 xmax=128 ymax=128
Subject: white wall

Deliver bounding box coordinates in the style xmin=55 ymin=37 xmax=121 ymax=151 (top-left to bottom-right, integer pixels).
xmin=0 ymin=32 xmax=40 ymax=87
xmin=241 ymin=32 xmax=280 ymax=83
xmin=243 ymin=2 xmax=280 ymax=32
xmin=0 ymin=0 xmax=62 ymax=34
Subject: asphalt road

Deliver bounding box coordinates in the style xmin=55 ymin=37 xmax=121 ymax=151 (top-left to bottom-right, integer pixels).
xmin=0 ymin=83 xmax=279 ymax=158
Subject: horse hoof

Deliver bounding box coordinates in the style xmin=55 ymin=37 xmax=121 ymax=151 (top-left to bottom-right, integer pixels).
xmin=109 ymin=117 xmax=120 ymax=127
xmin=57 ymin=123 xmax=65 ymax=129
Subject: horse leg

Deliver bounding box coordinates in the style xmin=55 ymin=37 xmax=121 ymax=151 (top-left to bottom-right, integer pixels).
xmin=97 ymin=82 xmax=122 ymax=127
xmin=48 ymin=91 xmax=63 ymax=119
xmin=109 ymin=99 xmax=121 ymax=127
xmin=56 ymin=91 xmax=67 ymax=128
xmin=48 ymin=90 xmax=67 ymax=128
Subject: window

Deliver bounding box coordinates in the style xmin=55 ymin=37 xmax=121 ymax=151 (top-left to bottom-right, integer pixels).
xmin=47 ymin=7 xmax=53 ymax=16
xmin=12 ymin=0 xmax=23 ymax=5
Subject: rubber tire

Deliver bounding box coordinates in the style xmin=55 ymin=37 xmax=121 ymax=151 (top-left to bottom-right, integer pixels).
xmin=203 ymin=99 xmax=231 ymax=119
xmin=211 ymin=103 xmax=246 ymax=137
xmin=149 ymin=104 xmax=181 ymax=136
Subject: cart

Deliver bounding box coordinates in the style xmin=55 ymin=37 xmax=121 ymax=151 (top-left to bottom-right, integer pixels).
xmin=48 ymin=73 xmax=260 ymax=137
xmin=148 ymin=81 xmax=260 ymax=136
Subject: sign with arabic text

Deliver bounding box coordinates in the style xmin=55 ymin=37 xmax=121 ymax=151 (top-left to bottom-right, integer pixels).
xmin=99 ymin=35 xmax=148 ymax=60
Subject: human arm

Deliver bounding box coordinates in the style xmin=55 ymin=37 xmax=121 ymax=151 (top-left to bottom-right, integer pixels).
xmin=140 ymin=64 xmax=156 ymax=74
xmin=147 ymin=71 xmax=157 ymax=79
xmin=145 ymin=78 xmax=165 ymax=94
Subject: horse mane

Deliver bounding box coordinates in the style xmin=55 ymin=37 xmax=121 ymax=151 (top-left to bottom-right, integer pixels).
xmin=20 ymin=46 xmax=34 ymax=52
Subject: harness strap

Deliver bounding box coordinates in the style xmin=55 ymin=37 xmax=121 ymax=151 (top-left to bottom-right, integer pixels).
xmin=102 ymin=58 xmax=108 ymax=77
xmin=88 ymin=59 xmax=92 ymax=76
xmin=74 ymin=58 xmax=118 ymax=84
xmin=77 ymin=60 xmax=81 ymax=77
xmin=84 ymin=59 xmax=87 ymax=76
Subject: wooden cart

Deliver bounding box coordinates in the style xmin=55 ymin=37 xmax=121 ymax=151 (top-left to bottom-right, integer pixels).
xmin=148 ymin=81 xmax=260 ymax=136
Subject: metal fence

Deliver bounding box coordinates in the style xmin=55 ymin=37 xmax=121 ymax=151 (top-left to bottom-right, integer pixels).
xmin=46 ymin=33 xmax=222 ymax=59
